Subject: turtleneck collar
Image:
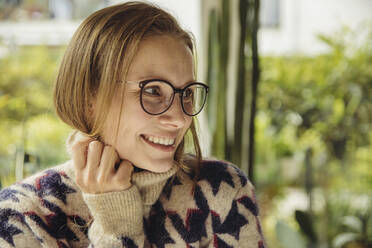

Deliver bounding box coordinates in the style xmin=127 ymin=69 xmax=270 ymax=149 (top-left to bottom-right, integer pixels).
xmin=131 ymin=164 xmax=178 ymax=206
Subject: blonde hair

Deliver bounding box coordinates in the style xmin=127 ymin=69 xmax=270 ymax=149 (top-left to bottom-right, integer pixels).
xmin=54 ymin=1 xmax=201 ymax=178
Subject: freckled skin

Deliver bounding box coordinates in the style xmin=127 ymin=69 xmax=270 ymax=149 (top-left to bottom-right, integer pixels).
xmin=100 ymin=35 xmax=194 ymax=173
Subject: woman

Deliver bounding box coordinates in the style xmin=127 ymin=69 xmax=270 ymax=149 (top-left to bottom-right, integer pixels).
xmin=0 ymin=2 xmax=265 ymax=247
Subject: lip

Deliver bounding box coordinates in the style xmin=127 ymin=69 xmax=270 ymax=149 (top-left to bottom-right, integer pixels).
xmin=142 ymin=133 xmax=178 ymax=140
xmin=141 ymin=135 xmax=176 ymax=152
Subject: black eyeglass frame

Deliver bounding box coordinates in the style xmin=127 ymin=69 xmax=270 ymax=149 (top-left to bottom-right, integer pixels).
xmin=128 ymin=79 xmax=209 ymax=116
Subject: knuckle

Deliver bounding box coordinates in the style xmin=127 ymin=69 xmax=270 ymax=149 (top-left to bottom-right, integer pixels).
xmin=105 ymin=146 xmax=117 ymax=158
xmin=89 ymin=141 xmax=102 ymax=151
xmin=75 ymin=132 xmax=91 ymax=142
xmin=85 ymin=171 xmax=96 ymax=183
xmin=96 ymin=174 xmax=106 ymax=184
xmin=72 ymin=137 xmax=91 ymax=151
xmin=116 ymin=169 xmax=131 ymax=181
xmin=75 ymin=175 xmax=83 ymax=186
xmin=104 ymin=145 xmax=114 ymax=152
xmin=71 ymin=142 xmax=83 ymax=154
xmin=102 ymin=146 xmax=111 ymax=155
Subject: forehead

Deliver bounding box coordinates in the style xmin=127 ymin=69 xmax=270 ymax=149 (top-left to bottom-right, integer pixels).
xmin=127 ymin=35 xmax=195 ymax=87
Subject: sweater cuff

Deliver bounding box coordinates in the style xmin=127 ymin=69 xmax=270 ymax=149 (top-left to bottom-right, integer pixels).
xmin=82 ymin=185 xmax=143 ymax=236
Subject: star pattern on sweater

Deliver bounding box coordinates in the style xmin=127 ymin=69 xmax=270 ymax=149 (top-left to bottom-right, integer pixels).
xmin=198 ymin=161 xmax=235 ymax=195
xmin=68 ymin=215 xmax=89 ymax=237
xmin=0 ymin=188 xmax=26 ymax=203
xmin=0 ymin=208 xmax=40 ymax=246
xmin=22 ymin=170 xmax=76 ymax=204
xmin=24 ymin=199 xmax=81 ymax=243
xmin=0 ymin=209 xmax=23 ymax=246
xmin=213 ymin=235 xmax=234 ymax=248
xmin=211 ymin=200 xmax=248 ymax=240
xmin=186 ymin=245 xmax=196 ymax=248
xmin=167 ymin=185 xmax=209 ymax=244
xmin=258 ymin=240 xmax=266 ymax=248
xmin=232 ymin=166 xmax=248 ymax=187
xmin=0 ymin=160 xmax=265 ymax=247
xmin=121 ymin=236 xmax=138 ymax=248
xmin=237 ymin=195 xmax=259 ymax=216
xmin=144 ymin=201 xmax=175 ymax=248
xmin=163 ymin=176 xmax=182 ymax=200
xmin=57 ymin=240 xmax=69 ymax=248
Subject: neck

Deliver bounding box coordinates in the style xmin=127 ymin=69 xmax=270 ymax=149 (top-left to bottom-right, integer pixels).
xmin=131 ymin=164 xmax=178 ymax=207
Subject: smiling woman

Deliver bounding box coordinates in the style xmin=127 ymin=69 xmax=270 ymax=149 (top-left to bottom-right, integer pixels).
xmin=0 ymin=1 xmax=266 ymax=247
xmin=97 ymin=35 xmax=196 ymax=174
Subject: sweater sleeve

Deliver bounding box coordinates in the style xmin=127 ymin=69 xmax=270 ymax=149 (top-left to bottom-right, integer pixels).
xmin=0 ymin=182 xmax=146 ymax=248
xmin=0 ymin=185 xmax=69 ymax=247
xmin=82 ymin=184 xmax=145 ymax=248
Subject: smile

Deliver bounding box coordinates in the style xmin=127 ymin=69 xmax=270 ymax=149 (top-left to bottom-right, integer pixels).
xmin=142 ymin=134 xmax=176 ymax=146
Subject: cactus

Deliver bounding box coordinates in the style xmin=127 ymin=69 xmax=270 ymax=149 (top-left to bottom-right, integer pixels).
xmin=205 ymin=0 xmax=260 ymax=182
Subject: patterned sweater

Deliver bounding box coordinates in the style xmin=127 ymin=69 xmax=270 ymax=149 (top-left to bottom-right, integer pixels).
xmin=0 ymin=159 xmax=265 ymax=248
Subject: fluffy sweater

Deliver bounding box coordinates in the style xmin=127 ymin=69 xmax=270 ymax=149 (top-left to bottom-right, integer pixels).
xmin=0 ymin=159 xmax=266 ymax=248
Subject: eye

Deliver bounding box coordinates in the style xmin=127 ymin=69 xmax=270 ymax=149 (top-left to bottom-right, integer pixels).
xmin=144 ymin=86 xmax=161 ymax=96
xmin=183 ymin=87 xmax=194 ymax=101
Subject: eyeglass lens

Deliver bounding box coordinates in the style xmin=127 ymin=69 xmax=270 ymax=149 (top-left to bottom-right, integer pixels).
xmin=141 ymin=81 xmax=207 ymax=116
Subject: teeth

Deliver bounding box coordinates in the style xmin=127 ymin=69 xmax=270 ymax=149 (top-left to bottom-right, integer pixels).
xmin=145 ymin=135 xmax=175 ymax=146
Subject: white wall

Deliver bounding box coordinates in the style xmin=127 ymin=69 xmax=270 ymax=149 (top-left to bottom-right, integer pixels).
xmin=0 ymin=21 xmax=79 ymax=46
xmin=259 ymin=0 xmax=372 ymax=55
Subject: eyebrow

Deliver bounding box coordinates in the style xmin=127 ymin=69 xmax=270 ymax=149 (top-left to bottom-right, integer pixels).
xmin=126 ymin=78 xmax=197 ymax=88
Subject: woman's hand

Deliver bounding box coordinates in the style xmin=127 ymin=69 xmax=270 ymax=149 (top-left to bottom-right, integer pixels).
xmin=71 ymin=135 xmax=133 ymax=194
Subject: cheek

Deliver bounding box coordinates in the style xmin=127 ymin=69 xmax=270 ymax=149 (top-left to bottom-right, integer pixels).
xmin=117 ymin=105 xmax=150 ymax=140
xmin=103 ymin=97 xmax=142 ymax=146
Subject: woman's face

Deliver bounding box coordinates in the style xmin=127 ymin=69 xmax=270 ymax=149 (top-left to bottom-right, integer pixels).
xmin=100 ymin=35 xmax=194 ymax=172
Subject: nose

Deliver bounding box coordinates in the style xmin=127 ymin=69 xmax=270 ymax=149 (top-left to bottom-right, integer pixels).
xmin=159 ymin=95 xmax=188 ymax=128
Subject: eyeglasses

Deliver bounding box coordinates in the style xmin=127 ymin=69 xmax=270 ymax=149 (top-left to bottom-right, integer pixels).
xmin=126 ymin=79 xmax=209 ymax=116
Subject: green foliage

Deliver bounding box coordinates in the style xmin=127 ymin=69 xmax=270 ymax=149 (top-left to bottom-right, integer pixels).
xmin=0 ymin=45 xmax=71 ymax=187
xmin=295 ymin=210 xmax=317 ymax=243
xmin=257 ymin=27 xmax=372 ymax=247
xmin=275 ymin=220 xmax=306 ymax=248
xmin=333 ymin=214 xmax=372 ymax=248
xmin=326 ymin=193 xmax=372 ymax=248
xmin=257 ymin=27 xmax=372 ymax=186
xmin=0 ymin=46 xmax=63 ymax=121
xmin=26 ymin=115 xmax=72 ymax=172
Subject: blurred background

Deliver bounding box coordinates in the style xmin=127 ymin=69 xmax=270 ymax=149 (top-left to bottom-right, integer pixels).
xmin=0 ymin=0 xmax=371 ymax=247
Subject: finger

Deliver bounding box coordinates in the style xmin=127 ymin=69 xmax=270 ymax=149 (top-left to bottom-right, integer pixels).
xmin=67 ymin=131 xmax=92 ymax=155
xmin=98 ymin=145 xmax=119 ymax=179
xmin=114 ymin=160 xmax=133 ymax=183
xmin=86 ymin=141 xmax=103 ymax=178
xmin=71 ymin=137 xmax=93 ymax=171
